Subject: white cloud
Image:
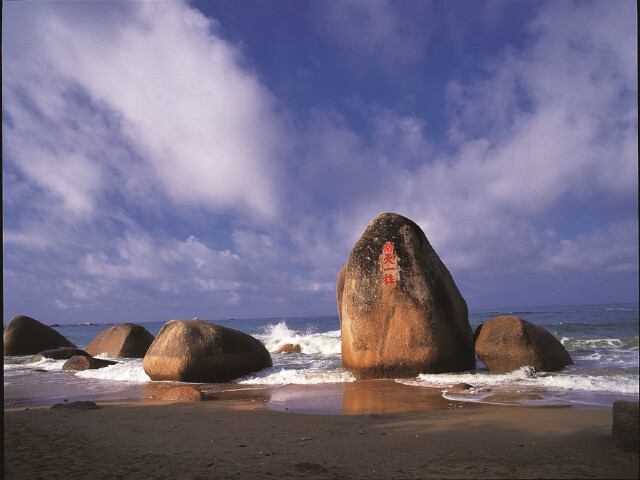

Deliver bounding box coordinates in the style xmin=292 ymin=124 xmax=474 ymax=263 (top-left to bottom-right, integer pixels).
xmin=331 ymin=0 xmax=637 ymax=279
xmin=541 ymin=219 xmax=639 ymax=274
xmin=3 ymin=0 xmax=284 ymax=220
xmin=2 ymin=1 xmax=636 ymax=321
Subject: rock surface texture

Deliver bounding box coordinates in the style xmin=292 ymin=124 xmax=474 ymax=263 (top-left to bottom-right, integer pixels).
xmin=474 ymin=316 xmax=573 ymax=372
xmin=3 ymin=315 xmax=76 ymax=356
xmin=162 ymin=386 xmax=205 ymax=402
xmin=338 ymin=212 xmax=475 ymax=379
xmin=612 ymin=400 xmax=639 ymax=452
xmin=143 ymin=320 xmax=272 ymax=382
xmin=85 ymin=323 xmax=154 ymax=358
xmin=62 ymin=355 xmax=118 ymax=371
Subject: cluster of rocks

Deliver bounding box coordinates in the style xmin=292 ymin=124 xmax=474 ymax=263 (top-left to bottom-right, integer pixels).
xmin=3 ymin=316 xmax=155 ymax=371
xmin=337 ymin=212 xmax=573 ymax=380
xmin=3 ymin=315 xmax=272 ymax=383
xmin=3 ymin=212 xmax=635 ymax=452
xmin=337 ymin=212 xmax=640 ymax=452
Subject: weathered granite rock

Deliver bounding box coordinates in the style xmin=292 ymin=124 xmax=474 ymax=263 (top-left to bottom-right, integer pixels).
xmin=474 ymin=316 xmax=573 ymax=372
xmin=612 ymin=400 xmax=639 ymax=452
xmin=143 ymin=320 xmax=273 ymax=382
xmin=29 ymin=347 xmax=91 ymax=363
xmin=62 ymin=355 xmax=118 ymax=371
xmin=274 ymin=343 xmax=302 ymax=354
xmin=339 ymin=212 xmax=475 ymax=379
xmin=162 ymin=386 xmax=205 ymax=402
xmin=50 ymin=401 xmax=101 ymax=410
xmin=85 ymin=323 xmax=154 ymax=358
xmin=3 ymin=315 xmax=76 ymax=356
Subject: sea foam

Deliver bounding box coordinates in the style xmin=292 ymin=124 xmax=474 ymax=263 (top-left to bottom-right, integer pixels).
xmin=75 ymin=357 xmax=150 ymax=383
xmin=257 ymin=320 xmax=342 ymax=355
xmin=400 ymin=365 xmax=639 ymax=395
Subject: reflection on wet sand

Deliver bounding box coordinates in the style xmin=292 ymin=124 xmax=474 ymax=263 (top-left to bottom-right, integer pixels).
xmin=262 ymin=380 xmax=476 ymax=415
xmin=141 ymin=380 xmax=479 ymax=415
xmin=342 ymin=380 xmax=474 ymax=414
xmin=140 ymin=381 xmax=274 ymax=402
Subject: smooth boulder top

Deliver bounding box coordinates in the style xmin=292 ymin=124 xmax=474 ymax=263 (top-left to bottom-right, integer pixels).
xmin=85 ymin=323 xmax=154 ymax=358
xmin=339 ymin=212 xmax=475 ymax=379
xmin=474 ymin=316 xmax=574 ymax=372
xmin=3 ymin=315 xmax=76 ymax=356
xmin=143 ymin=320 xmax=273 ymax=383
xmin=29 ymin=347 xmax=91 ymax=363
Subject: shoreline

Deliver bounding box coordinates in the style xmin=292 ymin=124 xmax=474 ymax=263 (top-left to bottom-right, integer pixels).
xmin=7 ymin=373 xmax=634 ymax=411
xmin=5 ymin=382 xmax=638 ymax=479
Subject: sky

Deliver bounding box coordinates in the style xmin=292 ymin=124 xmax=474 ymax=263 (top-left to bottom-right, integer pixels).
xmin=2 ymin=0 xmax=638 ymax=325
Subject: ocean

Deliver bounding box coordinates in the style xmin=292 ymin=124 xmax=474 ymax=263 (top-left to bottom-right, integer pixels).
xmin=4 ymin=303 xmax=639 ymax=411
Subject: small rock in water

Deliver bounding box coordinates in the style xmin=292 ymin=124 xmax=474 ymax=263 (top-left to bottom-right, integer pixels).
xmin=449 ymin=383 xmax=474 ymax=392
xmin=161 ymin=386 xmax=205 ymax=402
xmin=62 ymin=355 xmax=117 ymax=371
xmin=274 ymin=343 xmax=302 ymax=354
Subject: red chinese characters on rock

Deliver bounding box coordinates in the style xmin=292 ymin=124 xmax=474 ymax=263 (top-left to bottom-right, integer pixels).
xmin=380 ymin=241 xmax=399 ymax=286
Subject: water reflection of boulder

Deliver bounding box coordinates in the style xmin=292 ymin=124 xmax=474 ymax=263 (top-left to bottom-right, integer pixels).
xmin=342 ymin=380 xmax=472 ymax=415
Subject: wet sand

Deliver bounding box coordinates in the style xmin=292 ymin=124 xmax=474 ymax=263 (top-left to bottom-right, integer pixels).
xmin=4 ymin=381 xmax=638 ymax=479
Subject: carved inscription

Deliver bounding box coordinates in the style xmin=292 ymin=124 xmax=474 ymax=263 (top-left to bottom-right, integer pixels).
xmin=380 ymin=241 xmax=399 ymax=285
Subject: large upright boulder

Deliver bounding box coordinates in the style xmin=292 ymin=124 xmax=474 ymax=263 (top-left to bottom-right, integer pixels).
xmin=143 ymin=320 xmax=272 ymax=382
xmin=3 ymin=315 xmax=75 ymax=356
xmin=339 ymin=212 xmax=475 ymax=379
xmin=474 ymin=316 xmax=573 ymax=372
xmin=85 ymin=323 xmax=154 ymax=358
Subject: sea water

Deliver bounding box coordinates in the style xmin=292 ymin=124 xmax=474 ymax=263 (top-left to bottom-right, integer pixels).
xmin=4 ymin=304 xmax=638 ymax=409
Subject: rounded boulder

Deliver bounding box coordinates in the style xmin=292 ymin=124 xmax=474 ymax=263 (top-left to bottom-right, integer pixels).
xmin=162 ymin=386 xmax=205 ymax=402
xmin=4 ymin=315 xmax=76 ymax=356
xmin=474 ymin=316 xmax=573 ymax=372
xmin=62 ymin=355 xmax=118 ymax=371
xmin=143 ymin=320 xmax=272 ymax=382
xmin=85 ymin=323 xmax=154 ymax=358
xmin=339 ymin=212 xmax=475 ymax=379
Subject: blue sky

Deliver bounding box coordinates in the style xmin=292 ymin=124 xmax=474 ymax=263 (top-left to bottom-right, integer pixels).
xmin=2 ymin=0 xmax=638 ymax=324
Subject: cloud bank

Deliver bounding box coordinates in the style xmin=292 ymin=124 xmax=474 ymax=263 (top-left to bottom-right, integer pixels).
xmin=2 ymin=0 xmax=637 ymax=323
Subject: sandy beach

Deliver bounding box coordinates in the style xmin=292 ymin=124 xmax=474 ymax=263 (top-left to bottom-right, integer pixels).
xmin=4 ymin=381 xmax=638 ymax=479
